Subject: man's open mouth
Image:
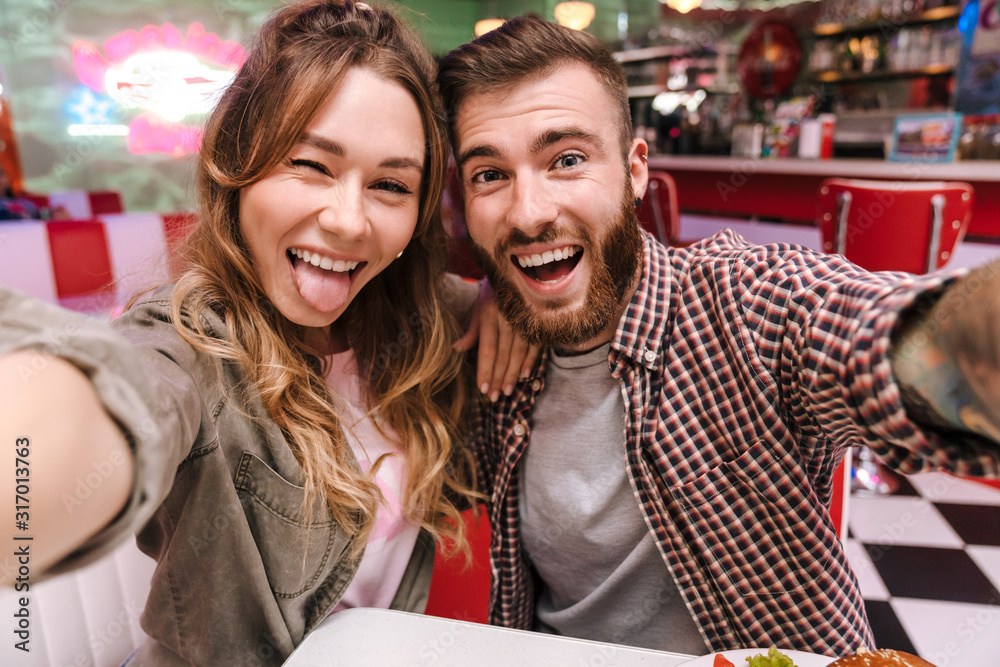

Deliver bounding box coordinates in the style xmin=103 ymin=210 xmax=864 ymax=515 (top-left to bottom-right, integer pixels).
xmin=512 ymin=245 xmax=583 ymax=283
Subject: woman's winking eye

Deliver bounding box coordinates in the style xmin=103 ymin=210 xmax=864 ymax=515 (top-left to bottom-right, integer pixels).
xmin=289 ymin=158 xmax=330 ymax=175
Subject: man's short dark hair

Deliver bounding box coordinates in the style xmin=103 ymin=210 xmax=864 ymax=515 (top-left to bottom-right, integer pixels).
xmin=437 ymin=16 xmax=633 ymax=161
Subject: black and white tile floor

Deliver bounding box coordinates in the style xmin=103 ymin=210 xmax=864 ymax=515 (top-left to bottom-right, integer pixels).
xmin=844 ymin=470 xmax=1000 ymax=666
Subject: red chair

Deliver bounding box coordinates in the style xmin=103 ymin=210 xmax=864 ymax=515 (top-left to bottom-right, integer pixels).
xmin=161 ymin=212 xmax=199 ymax=277
xmin=88 ymin=190 xmax=125 ymax=215
xmin=20 ymin=193 xmax=50 ymax=211
xmin=636 ymin=170 xmax=699 ymax=247
xmin=45 ymin=220 xmax=116 ymax=314
xmin=817 ymin=178 xmax=974 ymax=274
xmin=443 ymin=159 xmax=485 ymax=281
xmin=637 ymin=170 xmax=679 ymax=245
xmin=424 ymin=506 xmax=491 ymax=623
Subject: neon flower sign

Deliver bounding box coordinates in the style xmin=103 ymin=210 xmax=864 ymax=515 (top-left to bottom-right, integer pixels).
xmin=71 ymin=22 xmax=245 ymax=155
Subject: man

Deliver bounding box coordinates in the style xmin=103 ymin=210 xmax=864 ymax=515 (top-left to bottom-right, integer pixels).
xmin=437 ymin=16 xmax=1000 ymax=658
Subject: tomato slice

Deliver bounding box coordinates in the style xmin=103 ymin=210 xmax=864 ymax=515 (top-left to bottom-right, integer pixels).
xmin=713 ymin=654 xmax=735 ymax=667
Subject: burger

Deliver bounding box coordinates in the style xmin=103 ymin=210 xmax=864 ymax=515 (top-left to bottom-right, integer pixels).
xmin=828 ymin=648 xmax=937 ymax=666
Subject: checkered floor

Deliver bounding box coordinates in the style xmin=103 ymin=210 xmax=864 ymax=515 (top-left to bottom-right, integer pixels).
xmin=843 ymin=470 xmax=1000 ymax=666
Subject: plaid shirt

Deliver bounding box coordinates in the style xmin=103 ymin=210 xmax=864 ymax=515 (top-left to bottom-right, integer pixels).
xmin=472 ymin=230 xmax=1000 ymax=656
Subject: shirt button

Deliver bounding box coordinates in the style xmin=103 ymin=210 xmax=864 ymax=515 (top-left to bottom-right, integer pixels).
xmin=531 ymin=379 xmax=541 ymax=391
xmin=643 ymin=349 xmax=656 ymax=363
xmin=513 ymin=423 xmax=526 ymax=437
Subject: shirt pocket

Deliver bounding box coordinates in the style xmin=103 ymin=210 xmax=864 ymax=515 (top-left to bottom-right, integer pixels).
xmin=234 ymin=451 xmax=354 ymax=599
xmin=672 ymin=440 xmax=834 ymax=599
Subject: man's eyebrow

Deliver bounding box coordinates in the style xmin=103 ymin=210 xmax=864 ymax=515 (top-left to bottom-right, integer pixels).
xmin=456 ymin=144 xmax=502 ymax=171
xmin=530 ymin=127 xmax=604 ymax=154
xmin=456 ymin=127 xmax=602 ymax=171
xmin=300 ymin=133 xmax=422 ymax=172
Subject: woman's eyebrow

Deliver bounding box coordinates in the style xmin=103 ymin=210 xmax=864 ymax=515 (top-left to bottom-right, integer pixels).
xmin=300 ymin=132 xmax=344 ymax=156
xmin=299 ymin=132 xmax=421 ymax=172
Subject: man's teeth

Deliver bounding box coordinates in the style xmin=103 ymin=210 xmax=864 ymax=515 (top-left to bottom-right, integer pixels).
xmin=291 ymin=248 xmax=359 ymax=273
xmin=517 ymin=246 xmax=578 ymax=268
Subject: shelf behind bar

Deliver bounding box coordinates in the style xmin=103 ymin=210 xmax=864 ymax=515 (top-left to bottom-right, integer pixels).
xmin=614 ymin=44 xmax=715 ymax=63
xmin=812 ymin=65 xmax=955 ymax=83
xmin=813 ymin=5 xmax=961 ymax=36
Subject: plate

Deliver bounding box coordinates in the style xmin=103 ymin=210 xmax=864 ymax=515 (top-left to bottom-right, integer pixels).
xmin=678 ymin=648 xmax=834 ymax=667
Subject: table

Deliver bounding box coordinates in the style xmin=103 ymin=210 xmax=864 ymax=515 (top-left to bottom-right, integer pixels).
xmin=285 ymin=608 xmax=696 ymax=666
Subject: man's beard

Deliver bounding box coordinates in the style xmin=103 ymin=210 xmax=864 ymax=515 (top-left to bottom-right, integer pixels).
xmin=469 ymin=183 xmax=643 ymax=349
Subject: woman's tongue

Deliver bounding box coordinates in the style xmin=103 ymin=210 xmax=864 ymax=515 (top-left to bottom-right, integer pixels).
xmin=291 ymin=258 xmax=352 ymax=313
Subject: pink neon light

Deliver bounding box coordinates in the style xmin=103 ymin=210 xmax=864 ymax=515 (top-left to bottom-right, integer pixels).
xmin=126 ymin=113 xmax=203 ymax=157
xmin=73 ymin=22 xmax=245 ymax=94
xmin=104 ymin=22 xmax=244 ymax=68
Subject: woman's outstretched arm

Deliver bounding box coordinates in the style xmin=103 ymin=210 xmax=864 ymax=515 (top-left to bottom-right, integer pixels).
xmin=0 ymin=351 xmax=133 ymax=585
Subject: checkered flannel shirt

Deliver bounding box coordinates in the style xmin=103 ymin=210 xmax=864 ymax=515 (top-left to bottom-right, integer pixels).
xmin=471 ymin=229 xmax=1000 ymax=656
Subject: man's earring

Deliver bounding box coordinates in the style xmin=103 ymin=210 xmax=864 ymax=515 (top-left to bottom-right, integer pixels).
xmin=634 ymin=197 xmax=642 ymax=208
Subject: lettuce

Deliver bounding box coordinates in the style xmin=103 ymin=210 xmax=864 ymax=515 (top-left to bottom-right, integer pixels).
xmin=746 ymin=647 xmax=798 ymax=667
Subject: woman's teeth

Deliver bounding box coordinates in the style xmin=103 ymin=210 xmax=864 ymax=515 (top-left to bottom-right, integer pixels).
xmin=516 ymin=245 xmax=579 ymax=268
xmin=290 ymin=248 xmax=359 ymax=273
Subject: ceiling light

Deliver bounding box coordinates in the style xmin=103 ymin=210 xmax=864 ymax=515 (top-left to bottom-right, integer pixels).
xmin=554 ymin=2 xmax=596 ymax=30
xmin=474 ymin=18 xmax=505 ymax=37
xmin=662 ymin=0 xmax=702 ymax=13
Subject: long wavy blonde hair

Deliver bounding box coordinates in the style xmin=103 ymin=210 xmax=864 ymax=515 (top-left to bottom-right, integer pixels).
xmin=168 ymin=0 xmax=477 ymax=556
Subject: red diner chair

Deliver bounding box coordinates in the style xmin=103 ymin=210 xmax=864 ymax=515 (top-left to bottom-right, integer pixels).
xmin=424 ymin=506 xmax=491 ymax=623
xmin=45 ymin=219 xmax=116 ymax=314
xmin=816 ymin=178 xmax=974 ymax=274
xmin=443 ymin=159 xmax=484 ymax=281
xmin=20 ymin=192 xmax=50 ymax=211
xmin=636 ymin=170 xmax=697 ymax=247
xmin=88 ymin=190 xmax=125 ymax=215
xmin=161 ymin=212 xmax=199 ymax=277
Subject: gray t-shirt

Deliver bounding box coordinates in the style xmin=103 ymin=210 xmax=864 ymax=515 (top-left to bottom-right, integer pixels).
xmin=520 ymin=344 xmax=710 ymax=654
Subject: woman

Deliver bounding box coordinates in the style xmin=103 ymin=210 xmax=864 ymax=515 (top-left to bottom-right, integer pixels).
xmin=0 ymin=1 xmax=515 ymax=663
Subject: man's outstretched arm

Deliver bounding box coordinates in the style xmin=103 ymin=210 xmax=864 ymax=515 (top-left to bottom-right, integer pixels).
xmin=891 ymin=259 xmax=1000 ymax=443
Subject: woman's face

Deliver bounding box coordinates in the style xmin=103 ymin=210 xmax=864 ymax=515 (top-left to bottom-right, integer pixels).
xmin=240 ymin=67 xmax=425 ymax=334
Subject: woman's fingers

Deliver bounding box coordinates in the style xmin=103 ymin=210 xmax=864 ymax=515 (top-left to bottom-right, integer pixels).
xmin=476 ymin=302 xmax=501 ymax=400
xmin=475 ymin=301 xmax=540 ymax=401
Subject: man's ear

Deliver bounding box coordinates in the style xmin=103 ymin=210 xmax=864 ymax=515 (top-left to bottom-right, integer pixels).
xmin=628 ymin=138 xmax=649 ymax=201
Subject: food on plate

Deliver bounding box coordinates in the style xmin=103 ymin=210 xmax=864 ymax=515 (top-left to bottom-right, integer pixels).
xmin=828 ymin=648 xmax=937 ymax=666
xmin=714 ymin=654 xmax=736 ymax=667
xmin=747 ymin=647 xmax=799 ymax=666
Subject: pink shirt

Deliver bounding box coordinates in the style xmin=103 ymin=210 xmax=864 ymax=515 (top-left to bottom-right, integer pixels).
xmin=326 ymin=350 xmax=419 ymax=612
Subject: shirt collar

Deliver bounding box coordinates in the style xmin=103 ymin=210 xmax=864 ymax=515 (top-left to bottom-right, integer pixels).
xmin=611 ymin=231 xmax=672 ymax=370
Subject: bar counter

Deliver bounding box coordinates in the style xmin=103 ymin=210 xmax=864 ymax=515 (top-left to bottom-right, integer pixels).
xmin=649 ymin=156 xmax=1000 ymax=242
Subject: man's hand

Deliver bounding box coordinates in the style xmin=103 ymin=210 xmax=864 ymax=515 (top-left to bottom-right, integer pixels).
xmin=891 ymin=259 xmax=1000 ymax=441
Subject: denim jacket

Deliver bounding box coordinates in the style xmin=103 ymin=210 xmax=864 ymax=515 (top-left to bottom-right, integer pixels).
xmin=0 ymin=287 xmax=435 ymax=665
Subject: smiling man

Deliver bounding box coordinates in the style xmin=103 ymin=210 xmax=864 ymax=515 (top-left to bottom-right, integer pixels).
xmin=438 ymin=16 xmax=1000 ymax=659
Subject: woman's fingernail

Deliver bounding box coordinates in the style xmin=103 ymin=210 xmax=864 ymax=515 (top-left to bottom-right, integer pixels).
xmin=503 ymin=384 xmax=513 ymax=396
xmin=490 ymin=390 xmax=500 ymax=402
xmin=520 ymin=368 xmax=531 ymax=379
xmin=480 ymin=383 xmax=489 ymax=395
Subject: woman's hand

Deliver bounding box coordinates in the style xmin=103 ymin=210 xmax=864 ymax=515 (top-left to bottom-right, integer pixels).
xmin=454 ymin=281 xmax=540 ymax=402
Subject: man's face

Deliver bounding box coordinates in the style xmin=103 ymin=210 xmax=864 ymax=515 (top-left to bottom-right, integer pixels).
xmin=454 ymin=62 xmax=648 ymax=350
